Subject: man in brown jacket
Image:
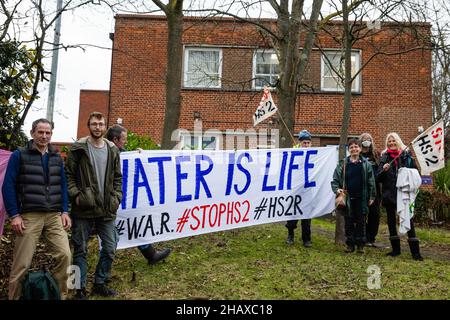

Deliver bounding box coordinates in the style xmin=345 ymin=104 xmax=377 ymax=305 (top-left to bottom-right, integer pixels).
xmin=66 ymin=112 xmax=122 ymax=299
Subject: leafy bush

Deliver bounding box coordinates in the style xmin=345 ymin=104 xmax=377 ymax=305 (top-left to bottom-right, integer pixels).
xmin=433 ymin=160 xmax=450 ymax=196
xmin=125 ymin=131 xmax=160 ymax=151
xmin=430 ymin=191 xmax=450 ymax=222
xmin=414 ymin=190 xmax=433 ymax=222
xmin=0 ymin=129 xmax=28 ymax=151
xmin=0 ymin=41 xmax=37 ymax=150
xmin=415 ymin=189 xmax=450 ymax=223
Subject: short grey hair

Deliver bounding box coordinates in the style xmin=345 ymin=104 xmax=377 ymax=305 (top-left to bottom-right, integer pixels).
xmin=31 ymin=118 xmax=54 ymax=133
xmin=106 ymin=124 xmax=127 ymax=141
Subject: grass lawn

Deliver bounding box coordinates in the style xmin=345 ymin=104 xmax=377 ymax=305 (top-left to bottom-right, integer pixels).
xmin=85 ymin=218 xmax=450 ymax=300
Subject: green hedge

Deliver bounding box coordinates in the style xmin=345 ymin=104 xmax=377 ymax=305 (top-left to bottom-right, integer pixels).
xmin=433 ymin=160 xmax=450 ymax=196
xmin=125 ymin=131 xmax=160 ymax=151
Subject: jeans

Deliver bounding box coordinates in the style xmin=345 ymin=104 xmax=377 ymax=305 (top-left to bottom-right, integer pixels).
xmin=138 ymin=244 xmax=150 ymax=251
xmin=72 ymin=218 xmax=118 ymax=288
xmin=385 ymin=204 xmax=417 ymax=239
xmin=366 ymin=198 xmax=380 ymax=242
xmin=285 ymin=219 xmax=312 ymax=242
xmin=344 ymin=197 xmax=366 ymax=246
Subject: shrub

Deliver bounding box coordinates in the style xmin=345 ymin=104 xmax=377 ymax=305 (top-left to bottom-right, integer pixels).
xmin=433 ymin=160 xmax=450 ymax=196
xmin=414 ymin=190 xmax=433 ymax=222
xmin=125 ymin=131 xmax=160 ymax=151
xmin=430 ymin=191 xmax=450 ymax=222
xmin=415 ymin=189 xmax=450 ymax=223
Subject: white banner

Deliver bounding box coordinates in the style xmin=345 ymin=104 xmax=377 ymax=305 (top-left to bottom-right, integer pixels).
xmin=116 ymin=147 xmax=338 ymax=249
xmin=411 ymin=119 xmax=445 ymax=175
xmin=253 ymin=87 xmax=278 ymax=126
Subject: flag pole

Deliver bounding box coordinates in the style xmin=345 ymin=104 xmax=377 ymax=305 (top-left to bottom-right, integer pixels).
xmin=276 ymin=110 xmax=297 ymax=145
xmin=387 ymin=142 xmax=415 ymax=167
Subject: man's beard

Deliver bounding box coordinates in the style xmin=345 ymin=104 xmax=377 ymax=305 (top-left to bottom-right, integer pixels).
xmin=89 ymin=128 xmax=104 ymax=140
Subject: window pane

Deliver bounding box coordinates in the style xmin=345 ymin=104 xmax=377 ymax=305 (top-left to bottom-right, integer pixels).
xmin=254 ymin=50 xmax=279 ymax=88
xmin=181 ymin=135 xmax=200 ymax=150
xmin=323 ymin=63 xmax=334 ymax=77
xmin=256 ymin=52 xmax=271 ymax=63
xmin=202 ymin=136 xmax=217 ymax=150
xmin=322 ymin=51 xmax=360 ymax=92
xmin=256 ymin=63 xmax=271 ymax=74
xmin=255 ymin=76 xmax=271 ymax=87
xmin=185 ymin=49 xmax=220 ymax=87
xmin=323 ymin=77 xmax=343 ymax=90
xmin=272 ymin=63 xmax=280 ymax=74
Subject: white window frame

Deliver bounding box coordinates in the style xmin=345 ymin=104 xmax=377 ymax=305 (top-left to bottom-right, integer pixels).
xmin=183 ymin=47 xmax=222 ymax=89
xmin=179 ymin=132 xmax=221 ymax=150
xmin=320 ymin=50 xmax=361 ymax=93
xmin=253 ymin=49 xmax=279 ymax=89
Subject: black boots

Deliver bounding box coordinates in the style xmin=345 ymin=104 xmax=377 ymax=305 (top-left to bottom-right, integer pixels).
xmin=92 ymin=283 xmax=117 ymax=297
xmin=386 ymin=238 xmax=401 ymax=257
xmin=345 ymin=243 xmax=364 ymax=253
xmin=345 ymin=244 xmax=355 ymax=253
xmin=356 ymin=244 xmax=365 ymax=254
xmin=74 ymin=288 xmax=88 ymax=300
xmin=286 ymin=229 xmax=312 ymax=247
xmin=286 ymin=229 xmax=294 ymax=245
xmin=141 ymin=245 xmax=171 ymax=265
xmin=408 ymin=239 xmax=424 ymax=261
xmin=387 ymin=238 xmax=423 ymax=261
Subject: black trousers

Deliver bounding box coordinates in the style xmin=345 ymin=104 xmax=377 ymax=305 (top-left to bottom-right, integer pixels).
xmin=385 ymin=204 xmax=417 ymax=239
xmin=285 ymin=219 xmax=311 ymax=242
xmin=344 ymin=197 xmax=366 ymax=246
xmin=366 ymin=198 xmax=380 ymax=243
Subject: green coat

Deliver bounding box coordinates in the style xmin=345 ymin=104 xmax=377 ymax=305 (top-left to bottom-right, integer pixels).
xmin=331 ymin=155 xmax=376 ymax=216
xmin=65 ymin=137 xmax=123 ymax=220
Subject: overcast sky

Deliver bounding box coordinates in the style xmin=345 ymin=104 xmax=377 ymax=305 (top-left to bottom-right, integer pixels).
xmin=22 ymin=0 xmax=285 ymax=142
xmin=24 ymin=5 xmax=115 ymax=142
xmin=21 ymin=0 xmax=435 ymax=142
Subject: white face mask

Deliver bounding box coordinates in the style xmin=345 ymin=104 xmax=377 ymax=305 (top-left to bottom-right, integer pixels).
xmin=362 ymin=140 xmax=372 ymax=148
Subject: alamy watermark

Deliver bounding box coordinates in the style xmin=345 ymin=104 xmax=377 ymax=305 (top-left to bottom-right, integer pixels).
xmin=366 ymin=265 xmax=382 ymax=289
xmin=171 ymin=119 xmax=280 ymax=152
xmin=67 ymin=265 xmax=81 ymax=290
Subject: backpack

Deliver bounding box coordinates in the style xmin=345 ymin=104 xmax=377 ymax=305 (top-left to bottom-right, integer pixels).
xmin=21 ymin=270 xmax=61 ymax=300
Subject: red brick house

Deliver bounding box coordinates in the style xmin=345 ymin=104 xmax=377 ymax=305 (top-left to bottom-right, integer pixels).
xmin=77 ymin=90 xmax=110 ymax=138
xmin=80 ymin=15 xmax=432 ymax=150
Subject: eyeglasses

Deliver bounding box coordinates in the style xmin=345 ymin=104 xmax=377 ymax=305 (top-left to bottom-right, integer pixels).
xmin=89 ymin=122 xmax=105 ymax=127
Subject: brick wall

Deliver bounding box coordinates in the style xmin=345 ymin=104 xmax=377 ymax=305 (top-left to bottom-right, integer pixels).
xmin=77 ymin=90 xmax=110 ymax=139
xmin=107 ymin=15 xmax=432 ymax=150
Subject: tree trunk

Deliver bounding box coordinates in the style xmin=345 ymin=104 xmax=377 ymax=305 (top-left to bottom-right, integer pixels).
xmin=274 ymin=0 xmax=323 ymax=148
xmin=335 ymin=0 xmax=353 ymax=245
xmin=276 ymin=0 xmax=302 ymax=148
xmin=160 ymin=4 xmax=183 ymax=150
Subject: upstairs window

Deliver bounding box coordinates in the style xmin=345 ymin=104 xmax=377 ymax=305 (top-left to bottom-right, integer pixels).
xmin=321 ymin=50 xmax=361 ymax=92
xmin=184 ymin=47 xmax=222 ymax=88
xmin=253 ymin=50 xmax=279 ymax=89
xmin=180 ymin=133 xmax=220 ymax=150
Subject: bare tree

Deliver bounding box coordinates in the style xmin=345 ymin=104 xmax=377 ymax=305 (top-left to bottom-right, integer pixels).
xmin=425 ymin=1 xmax=450 ymax=144
xmin=0 ymin=0 xmax=93 ymax=149
xmin=315 ymin=0 xmax=434 ymax=243
xmin=265 ymin=0 xmax=324 ymax=148
xmin=151 ymin=0 xmax=184 ymax=150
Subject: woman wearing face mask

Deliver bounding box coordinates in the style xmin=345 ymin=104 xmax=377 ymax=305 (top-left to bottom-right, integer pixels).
xmin=359 ymin=133 xmax=381 ymax=247
xmin=377 ymin=132 xmax=423 ymax=261
xmin=332 ymin=138 xmax=376 ymax=254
